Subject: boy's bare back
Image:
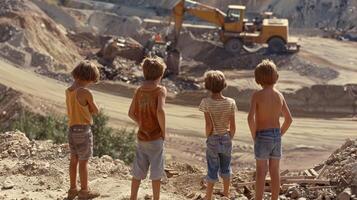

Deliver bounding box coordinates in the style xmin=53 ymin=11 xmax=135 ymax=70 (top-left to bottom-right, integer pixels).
xmin=253 ymin=87 xmax=284 ymax=131
xmin=248 ymin=59 xmax=292 ymax=139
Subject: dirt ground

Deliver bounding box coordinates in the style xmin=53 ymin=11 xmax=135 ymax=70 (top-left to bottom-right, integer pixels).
xmin=1 ymin=54 xmax=356 ymax=172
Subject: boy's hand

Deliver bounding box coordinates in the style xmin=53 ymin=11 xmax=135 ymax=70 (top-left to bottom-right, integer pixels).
xmin=161 ymin=131 xmax=166 ymax=140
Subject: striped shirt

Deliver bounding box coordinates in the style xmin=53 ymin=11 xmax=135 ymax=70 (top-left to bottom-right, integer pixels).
xmin=199 ymin=97 xmax=236 ymax=135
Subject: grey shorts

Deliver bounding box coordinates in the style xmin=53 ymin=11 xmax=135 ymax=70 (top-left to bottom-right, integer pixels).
xmin=254 ymin=128 xmax=282 ymax=160
xmin=68 ymin=125 xmax=93 ymax=160
xmin=131 ymin=138 xmax=165 ymax=180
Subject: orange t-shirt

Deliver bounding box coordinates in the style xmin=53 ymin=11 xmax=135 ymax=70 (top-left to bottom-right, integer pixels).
xmin=133 ymin=86 xmax=164 ymax=141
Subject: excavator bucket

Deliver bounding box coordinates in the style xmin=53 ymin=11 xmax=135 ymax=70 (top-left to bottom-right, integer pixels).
xmin=166 ymin=49 xmax=181 ymax=75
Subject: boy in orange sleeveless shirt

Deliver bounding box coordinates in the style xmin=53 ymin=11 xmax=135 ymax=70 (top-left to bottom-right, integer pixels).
xmin=66 ymin=61 xmax=100 ymax=200
xmin=128 ymin=57 xmax=167 ymax=200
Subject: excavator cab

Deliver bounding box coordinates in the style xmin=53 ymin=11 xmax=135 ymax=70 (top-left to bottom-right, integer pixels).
xmin=224 ymin=5 xmax=245 ymax=33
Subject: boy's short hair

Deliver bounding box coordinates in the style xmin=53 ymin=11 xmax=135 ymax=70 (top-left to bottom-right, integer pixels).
xmin=254 ymin=59 xmax=279 ymax=86
xmin=204 ymin=70 xmax=227 ymax=93
xmin=72 ymin=61 xmax=100 ymax=83
xmin=142 ymin=57 xmax=166 ymax=81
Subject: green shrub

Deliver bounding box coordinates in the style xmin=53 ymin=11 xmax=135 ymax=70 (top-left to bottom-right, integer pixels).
xmin=4 ymin=109 xmax=136 ymax=164
xmin=10 ymin=109 xmax=68 ymax=144
xmin=92 ymin=111 xmax=136 ymax=164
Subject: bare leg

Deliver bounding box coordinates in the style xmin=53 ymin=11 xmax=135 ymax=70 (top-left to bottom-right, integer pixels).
xmin=206 ymin=182 xmax=214 ymax=200
xmin=69 ymin=154 xmax=78 ymax=189
xmin=130 ymin=178 xmax=141 ymax=200
xmin=255 ymin=160 xmax=268 ymax=200
xmin=152 ymin=180 xmax=161 ymax=200
xmin=78 ymin=160 xmax=88 ymax=191
xmin=222 ymin=177 xmax=230 ymax=197
xmin=269 ymin=159 xmax=281 ymax=200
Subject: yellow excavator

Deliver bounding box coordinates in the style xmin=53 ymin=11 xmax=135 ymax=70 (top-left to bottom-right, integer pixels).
xmin=148 ymin=0 xmax=300 ymax=75
xmin=170 ymin=0 xmax=299 ymax=54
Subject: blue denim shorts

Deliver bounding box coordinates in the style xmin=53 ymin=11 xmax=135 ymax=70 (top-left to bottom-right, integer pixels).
xmin=131 ymin=138 xmax=165 ymax=180
xmin=254 ymin=128 xmax=282 ymax=160
xmin=206 ymin=133 xmax=232 ymax=183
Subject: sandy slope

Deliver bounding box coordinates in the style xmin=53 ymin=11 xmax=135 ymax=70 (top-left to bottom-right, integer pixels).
xmin=1 ymin=56 xmax=356 ymax=170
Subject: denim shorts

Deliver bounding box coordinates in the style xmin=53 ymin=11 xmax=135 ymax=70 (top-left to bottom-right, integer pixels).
xmin=206 ymin=133 xmax=232 ymax=183
xmin=68 ymin=125 xmax=93 ymax=160
xmin=254 ymin=128 xmax=282 ymax=160
xmin=131 ymin=138 xmax=165 ymax=180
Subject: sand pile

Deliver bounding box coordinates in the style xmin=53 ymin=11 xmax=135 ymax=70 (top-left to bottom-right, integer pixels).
xmin=0 ymin=131 xmax=190 ymax=199
xmin=0 ymin=129 xmax=355 ymax=199
xmin=0 ymin=0 xmax=81 ymax=70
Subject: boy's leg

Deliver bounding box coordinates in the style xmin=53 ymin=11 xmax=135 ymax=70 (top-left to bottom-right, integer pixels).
xmin=255 ymin=160 xmax=268 ymax=200
xmin=152 ymin=179 xmax=161 ymax=200
xmin=222 ymin=178 xmax=230 ymax=197
xmin=206 ymin=150 xmax=219 ymax=200
xmin=78 ymin=159 xmax=89 ymax=190
xmin=148 ymin=139 xmax=164 ymax=200
xmin=69 ymin=154 xmax=78 ymax=189
xmin=130 ymin=178 xmax=141 ymax=200
xmin=131 ymin=141 xmax=150 ymax=200
xmin=219 ymin=153 xmax=232 ymax=197
xmin=206 ymin=182 xmax=215 ymax=200
xmin=269 ymin=159 xmax=280 ymax=200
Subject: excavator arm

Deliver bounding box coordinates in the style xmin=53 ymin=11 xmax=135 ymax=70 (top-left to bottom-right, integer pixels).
xmin=172 ymin=0 xmax=226 ymax=45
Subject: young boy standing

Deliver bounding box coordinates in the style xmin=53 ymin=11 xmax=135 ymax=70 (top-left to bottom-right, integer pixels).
xmin=128 ymin=57 xmax=167 ymax=200
xmin=247 ymin=60 xmax=293 ymax=200
xmin=66 ymin=61 xmax=100 ymax=200
xmin=199 ymin=70 xmax=236 ymax=200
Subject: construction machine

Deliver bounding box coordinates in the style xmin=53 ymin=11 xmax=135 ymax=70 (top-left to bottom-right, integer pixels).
xmin=170 ymin=0 xmax=299 ymax=54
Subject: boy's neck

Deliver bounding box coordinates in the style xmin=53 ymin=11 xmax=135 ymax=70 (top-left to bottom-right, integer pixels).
xmin=211 ymin=92 xmax=225 ymax=100
xmin=74 ymin=80 xmax=89 ymax=88
xmin=262 ymin=84 xmax=275 ymax=89
xmin=143 ymin=79 xmax=160 ymax=87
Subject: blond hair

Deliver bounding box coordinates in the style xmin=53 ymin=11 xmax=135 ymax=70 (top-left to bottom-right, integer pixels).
xmin=204 ymin=70 xmax=227 ymax=93
xmin=142 ymin=57 xmax=166 ymax=81
xmin=254 ymin=59 xmax=279 ymax=86
xmin=71 ymin=61 xmax=100 ymax=83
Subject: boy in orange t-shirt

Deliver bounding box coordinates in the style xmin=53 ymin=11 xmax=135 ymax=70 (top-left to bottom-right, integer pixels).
xmin=128 ymin=57 xmax=167 ymax=200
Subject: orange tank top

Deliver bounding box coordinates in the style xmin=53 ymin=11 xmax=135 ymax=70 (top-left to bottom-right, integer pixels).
xmin=133 ymin=86 xmax=163 ymax=141
xmin=66 ymin=88 xmax=93 ymax=127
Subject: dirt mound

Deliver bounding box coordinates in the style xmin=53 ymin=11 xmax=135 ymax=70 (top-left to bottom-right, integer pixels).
xmin=0 ymin=0 xmax=81 ymax=70
xmin=31 ymin=0 xmax=80 ymax=31
xmin=0 ymin=131 xmax=187 ymax=199
xmin=0 ymin=84 xmax=23 ymax=130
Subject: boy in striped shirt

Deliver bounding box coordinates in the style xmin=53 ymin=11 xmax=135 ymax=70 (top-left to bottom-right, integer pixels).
xmin=199 ymin=70 xmax=236 ymax=199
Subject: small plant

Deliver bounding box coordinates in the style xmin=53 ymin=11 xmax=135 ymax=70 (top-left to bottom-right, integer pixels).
xmin=92 ymin=111 xmax=136 ymax=164
xmin=10 ymin=109 xmax=68 ymax=143
xmin=3 ymin=109 xmax=136 ymax=164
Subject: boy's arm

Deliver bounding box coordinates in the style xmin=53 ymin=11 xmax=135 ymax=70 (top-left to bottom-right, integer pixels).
xmin=280 ymin=97 xmax=293 ymax=135
xmin=229 ymin=113 xmax=236 ymax=139
xmin=128 ymin=90 xmax=139 ymax=124
xmin=229 ymin=101 xmax=236 ymax=139
xmin=86 ymin=90 xmax=99 ymax=115
xmin=247 ymin=93 xmax=257 ymax=140
xmin=157 ymin=87 xmax=167 ymax=140
xmin=78 ymin=88 xmax=99 ymax=115
xmin=204 ymin=112 xmax=213 ymax=137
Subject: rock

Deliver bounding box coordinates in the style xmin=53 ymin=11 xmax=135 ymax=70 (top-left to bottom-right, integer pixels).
xmin=288 ymin=187 xmax=301 ymax=199
xmin=100 ymin=155 xmax=113 ymax=163
xmin=338 ymin=188 xmax=352 ymax=200
xmin=2 ymin=178 xmax=14 ymax=190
